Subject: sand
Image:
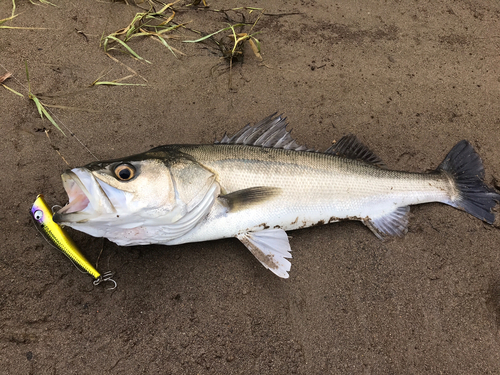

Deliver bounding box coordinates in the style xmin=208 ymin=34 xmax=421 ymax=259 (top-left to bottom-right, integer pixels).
xmin=2 ymin=0 xmax=500 ymax=373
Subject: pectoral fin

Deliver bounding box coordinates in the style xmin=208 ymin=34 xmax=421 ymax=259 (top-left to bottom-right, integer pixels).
xmin=236 ymin=229 xmax=292 ymax=278
xmin=221 ymin=187 xmax=282 ymax=212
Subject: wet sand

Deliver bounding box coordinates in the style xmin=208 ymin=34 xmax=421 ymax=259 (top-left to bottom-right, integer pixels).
xmin=2 ymin=1 xmax=500 ymax=373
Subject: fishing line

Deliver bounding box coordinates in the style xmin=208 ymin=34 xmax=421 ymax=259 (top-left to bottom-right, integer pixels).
xmin=0 ymin=63 xmax=99 ymax=161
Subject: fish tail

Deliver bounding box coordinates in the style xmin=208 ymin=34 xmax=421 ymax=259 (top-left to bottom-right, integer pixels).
xmin=438 ymin=140 xmax=500 ymax=224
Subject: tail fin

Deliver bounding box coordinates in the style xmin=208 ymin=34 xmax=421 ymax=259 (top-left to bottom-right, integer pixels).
xmin=438 ymin=140 xmax=499 ymax=224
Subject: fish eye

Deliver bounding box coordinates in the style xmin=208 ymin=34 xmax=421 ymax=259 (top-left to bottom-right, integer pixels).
xmin=114 ymin=164 xmax=135 ymax=181
xmin=34 ymin=210 xmax=43 ymax=221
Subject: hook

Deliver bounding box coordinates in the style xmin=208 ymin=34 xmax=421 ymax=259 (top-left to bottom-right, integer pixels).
xmin=93 ymin=271 xmax=117 ymax=290
xmin=51 ymin=205 xmax=63 ymax=214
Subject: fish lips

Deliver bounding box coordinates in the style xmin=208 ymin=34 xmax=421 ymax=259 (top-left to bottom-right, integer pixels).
xmin=53 ymin=168 xmax=116 ymax=224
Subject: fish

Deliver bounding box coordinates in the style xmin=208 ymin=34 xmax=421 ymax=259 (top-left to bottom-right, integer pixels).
xmin=31 ymin=194 xmax=116 ymax=287
xmin=53 ymin=114 xmax=500 ymax=278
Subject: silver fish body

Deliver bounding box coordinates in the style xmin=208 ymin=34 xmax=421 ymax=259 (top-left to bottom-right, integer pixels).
xmin=167 ymin=144 xmax=454 ymax=243
xmin=53 ymin=114 xmax=499 ymax=278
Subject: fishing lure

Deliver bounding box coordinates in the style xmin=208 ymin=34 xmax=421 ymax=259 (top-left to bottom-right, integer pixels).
xmin=31 ymin=194 xmax=116 ymax=289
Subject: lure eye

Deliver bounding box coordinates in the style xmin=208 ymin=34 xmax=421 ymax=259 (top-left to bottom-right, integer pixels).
xmin=114 ymin=164 xmax=135 ymax=181
xmin=34 ymin=210 xmax=43 ymax=221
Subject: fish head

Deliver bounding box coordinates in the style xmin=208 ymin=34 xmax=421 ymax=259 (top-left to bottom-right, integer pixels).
xmin=53 ymin=147 xmax=217 ymax=244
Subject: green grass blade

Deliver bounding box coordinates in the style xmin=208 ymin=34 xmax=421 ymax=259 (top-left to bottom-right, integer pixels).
xmin=37 ymin=0 xmax=57 ymax=6
xmin=25 ymin=62 xmax=65 ymax=135
xmin=2 ymin=84 xmax=24 ymax=97
xmin=93 ymin=81 xmax=146 ymax=86
xmin=229 ymin=24 xmax=239 ymax=55
xmin=105 ymin=35 xmax=151 ymax=63
xmin=252 ymin=37 xmax=261 ymax=51
xmin=40 ymin=105 xmax=65 ymax=135
xmin=0 ymin=25 xmax=49 ymax=29
xmin=30 ymin=94 xmax=66 ymax=135
xmin=155 ymin=35 xmax=177 ymax=57
xmin=124 ymin=14 xmax=144 ymax=40
xmin=25 ymin=61 xmax=31 ymax=93
xmin=183 ymin=24 xmax=244 ymax=43
xmin=31 ymin=95 xmax=43 ymax=117
xmin=157 ymin=23 xmax=183 ymax=34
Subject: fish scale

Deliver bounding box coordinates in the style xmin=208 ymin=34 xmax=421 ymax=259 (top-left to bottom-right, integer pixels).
xmin=167 ymin=144 xmax=452 ymax=245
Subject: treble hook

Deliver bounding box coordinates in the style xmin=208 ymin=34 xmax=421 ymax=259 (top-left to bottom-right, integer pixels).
xmin=93 ymin=271 xmax=117 ymax=290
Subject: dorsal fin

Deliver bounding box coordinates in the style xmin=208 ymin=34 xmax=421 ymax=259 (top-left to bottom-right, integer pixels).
xmin=325 ymin=134 xmax=385 ymax=167
xmin=215 ymin=113 xmax=314 ymax=151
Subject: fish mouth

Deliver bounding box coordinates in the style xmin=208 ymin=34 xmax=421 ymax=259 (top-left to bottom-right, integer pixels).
xmin=53 ymin=169 xmax=115 ymax=224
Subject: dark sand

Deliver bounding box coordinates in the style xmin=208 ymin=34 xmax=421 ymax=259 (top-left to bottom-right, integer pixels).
xmin=2 ymin=1 xmax=500 ymax=373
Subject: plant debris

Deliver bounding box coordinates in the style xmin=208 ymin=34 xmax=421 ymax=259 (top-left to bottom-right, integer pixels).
xmin=183 ymin=8 xmax=264 ymax=89
xmin=25 ymin=62 xmax=65 ymax=136
xmin=102 ymin=1 xmax=185 ymax=62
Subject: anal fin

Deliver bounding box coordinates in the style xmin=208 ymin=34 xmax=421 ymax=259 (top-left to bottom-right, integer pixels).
xmin=236 ymin=229 xmax=292 ymax=278
xmin=363 ymin=206 xmax=410 ymax=240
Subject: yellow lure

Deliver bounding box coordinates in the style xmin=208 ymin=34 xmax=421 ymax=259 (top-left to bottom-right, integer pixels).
xmin=31 ymin=194 xmax=107 ymax=283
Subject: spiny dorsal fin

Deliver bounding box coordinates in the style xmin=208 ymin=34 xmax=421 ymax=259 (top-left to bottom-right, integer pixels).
xmin=325 ymin=134 xmax=385 ymax=167
xmin=221 ymin=186 xmax=282 ymax=212
xmin=215 ymin=113 xmax=314 ymax=151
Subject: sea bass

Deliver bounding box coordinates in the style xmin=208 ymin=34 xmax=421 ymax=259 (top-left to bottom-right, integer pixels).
xmin=53 ymin=114 xmax=500 ymax=278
